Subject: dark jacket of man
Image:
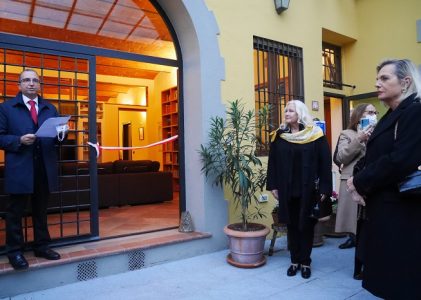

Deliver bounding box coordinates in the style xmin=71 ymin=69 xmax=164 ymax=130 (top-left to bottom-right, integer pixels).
xmin=0 ymin=92 xmax=59 ymax=194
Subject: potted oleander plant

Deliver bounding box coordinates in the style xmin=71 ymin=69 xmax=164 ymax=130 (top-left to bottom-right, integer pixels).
xmin=199 ymin=99 xmax=271 ymax=268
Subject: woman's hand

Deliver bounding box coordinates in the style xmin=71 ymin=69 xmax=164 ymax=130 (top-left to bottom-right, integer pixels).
xmin=271 ymin=189 xmax=279 ymax=200
xmin=347 ymin=177 xmax=366 ymax=206
xmin=351 ymin=192 xmax=366 ymax=206
xmin=357 ymin=125 xmax=374 ymax=143
xmin=320 ymin=194 xmax=327 ymax=202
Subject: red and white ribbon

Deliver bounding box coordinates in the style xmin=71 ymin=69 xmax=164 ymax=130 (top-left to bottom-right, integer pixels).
xmin=88 ymin=135 xmax=178 ymax=158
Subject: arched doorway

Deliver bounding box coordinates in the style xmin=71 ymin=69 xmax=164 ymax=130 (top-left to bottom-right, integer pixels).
xmin=0 ymin=0 xmax=183 ymax=249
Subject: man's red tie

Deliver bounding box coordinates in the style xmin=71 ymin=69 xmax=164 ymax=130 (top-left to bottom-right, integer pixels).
xmin=28 ymin=100 xmax=38 ymax=124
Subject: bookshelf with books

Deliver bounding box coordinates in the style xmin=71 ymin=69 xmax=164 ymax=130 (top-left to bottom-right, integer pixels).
xmin=161 ymin=86 xmax=179 ymax=191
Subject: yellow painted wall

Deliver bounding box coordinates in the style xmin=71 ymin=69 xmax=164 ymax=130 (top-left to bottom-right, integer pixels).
xmin=205 ymin=0 xmax=359 ymax=117
xmin=204 ymin=0 xmax=421 ymax=228
xmin=345 ymin=0 xmax=421 ymax=94
xmin=204 ymin=0 xmax=360 ymax=227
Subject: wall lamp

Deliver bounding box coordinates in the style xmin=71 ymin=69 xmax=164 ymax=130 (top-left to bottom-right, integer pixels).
xmin=274 ymin=0 xmax=290 ymax=14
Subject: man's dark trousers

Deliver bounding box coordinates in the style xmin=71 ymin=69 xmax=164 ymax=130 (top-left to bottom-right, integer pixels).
xmin=5 ymin=146 xmax=51 ymax=255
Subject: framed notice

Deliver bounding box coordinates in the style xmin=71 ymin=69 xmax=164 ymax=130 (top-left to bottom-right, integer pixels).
xmin=139 ymin=127 xmax=144 ymax=140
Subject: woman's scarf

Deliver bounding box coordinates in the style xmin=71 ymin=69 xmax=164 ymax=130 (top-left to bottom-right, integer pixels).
xmin=271 ymin=125 xmax=324 ymax=144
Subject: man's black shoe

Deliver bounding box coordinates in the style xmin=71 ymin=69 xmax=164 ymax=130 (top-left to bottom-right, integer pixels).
xmin=8 ymin=254 xmax=29 ymax=270
xmin=287 ymin=264 xmax=300 ymax=276
xmin=34 ymin=248 xmax=61 ymax=260
xmin=301 ymin=265 xmax=312 ymax=279
xmin=339 ymin=237 xmax=356 ymax=249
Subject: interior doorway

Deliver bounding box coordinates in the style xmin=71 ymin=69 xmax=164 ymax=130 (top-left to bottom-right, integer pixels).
xmin=122 ymin=123 xmax=133 ymax=161
xmin=324 ymin=95 xmax=344 ymax=194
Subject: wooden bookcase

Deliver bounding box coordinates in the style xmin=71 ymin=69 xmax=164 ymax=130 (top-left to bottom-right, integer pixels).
xmin=161 ymin=87 xmax=179 ymax=191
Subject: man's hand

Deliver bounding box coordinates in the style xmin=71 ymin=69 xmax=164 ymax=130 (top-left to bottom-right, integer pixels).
xmin=20 ymin=134 xmax=36 ymax=145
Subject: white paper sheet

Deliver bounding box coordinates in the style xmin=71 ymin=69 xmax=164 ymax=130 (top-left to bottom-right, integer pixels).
xmin=35 ymin=116 xmax=71 ymax=138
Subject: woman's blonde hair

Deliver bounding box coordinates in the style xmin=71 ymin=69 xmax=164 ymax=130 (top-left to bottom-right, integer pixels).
xmin=283 ymin=100 xmax=314 ymax=128
xmin=377 ymin=59 xmax=421 ymax=100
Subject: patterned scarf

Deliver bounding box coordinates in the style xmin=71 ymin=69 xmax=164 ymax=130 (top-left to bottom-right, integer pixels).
xmin=271 ymin=125 xmax=324 ymax=144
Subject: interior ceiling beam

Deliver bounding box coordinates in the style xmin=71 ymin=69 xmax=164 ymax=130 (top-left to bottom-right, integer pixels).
xmin=0 ymin=18 xmax=167 ymax=57
xmin=64 ymin=0 xmax=78 ymax=30
xmin=96 ymin=0 xmax=118 ymax=35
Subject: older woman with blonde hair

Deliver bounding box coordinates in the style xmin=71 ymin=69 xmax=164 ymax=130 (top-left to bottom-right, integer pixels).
xmin=347 ymin=59 xmax=421 ymax=299
xmin=267 ymin=100 xmax=332 ymax=279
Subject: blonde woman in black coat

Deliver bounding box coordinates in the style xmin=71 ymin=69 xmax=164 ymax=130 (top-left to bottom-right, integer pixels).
xmin=347 ymin=59 xmax=421 ymax=299
xmin=267 ymin=100 xmax=332 ymax=279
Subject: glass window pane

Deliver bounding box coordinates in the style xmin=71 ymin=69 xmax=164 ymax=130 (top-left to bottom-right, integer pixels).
xmin=76 ymin=87 xmax=89 ymax=101
xmin=59 ymin=101 xmax=78 ymax=115
xmin=43 ymin=85 xmax=59 ymax=99
xmin=60 ymin=57 xmax=77 ymax=72
xmin=76 ymin=76 xmax=89 ymax=87
xmin=24 ymin=52 xmax=42 ymax=68
xmin=44 ymin=54 xmax=59 ymax=70
xmin=44 ymin=70 xmax=59 ymax=85
xmin=6 ymin=49 xmax=23 ymax=66
xmin=77 ymin=60 xmax=89 ymax=73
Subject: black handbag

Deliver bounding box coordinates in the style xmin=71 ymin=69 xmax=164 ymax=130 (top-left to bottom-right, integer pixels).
xmin=310 ymin=179 xmax=332 ymax=220
xmin=394 ymin=121 xmax=421 ymax=196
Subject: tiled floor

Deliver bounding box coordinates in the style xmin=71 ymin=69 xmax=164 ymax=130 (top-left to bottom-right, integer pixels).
xmin=0 ymin=193 xmax=179 ymax=241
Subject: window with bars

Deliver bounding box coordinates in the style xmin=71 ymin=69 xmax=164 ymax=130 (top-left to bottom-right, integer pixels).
xmin=253 ymin=36 xmax=304 ymax=156
xmin=322 ymin=43 xmax=342 ymax=89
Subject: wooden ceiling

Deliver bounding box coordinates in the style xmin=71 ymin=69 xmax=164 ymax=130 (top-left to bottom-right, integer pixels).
xmin=0 ymin=0 xmax=177 ymax=102
xmin=0 ymin=0 xmax=176 ymax=77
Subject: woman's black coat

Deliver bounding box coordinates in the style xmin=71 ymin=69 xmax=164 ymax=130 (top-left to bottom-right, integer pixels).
xmin=266 ymin=132 xmax=332 ymax=229
xmin=353 ymin=94 xmax=421 ymax=299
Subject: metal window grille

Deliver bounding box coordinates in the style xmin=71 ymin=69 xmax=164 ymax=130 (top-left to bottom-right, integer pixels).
xmin=322 ymin=42 xmax=343 ymax=89
xmin=253 ymin=36 xmax=304 ymax=156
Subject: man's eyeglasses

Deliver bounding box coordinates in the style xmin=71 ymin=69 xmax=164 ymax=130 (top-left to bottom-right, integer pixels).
xmin=365 ymin=110 xmax=379 ymax=115
xmin=20 ymin=78 xmax=40 ymax=84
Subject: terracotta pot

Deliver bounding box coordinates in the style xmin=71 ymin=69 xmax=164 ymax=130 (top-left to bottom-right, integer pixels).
xmin=223 ymin=223 xmax=270 ymax=268
xmin=313 ymin=220 xmax=325 ymax=247
xmin=323 ymin=213 xmax=347 ymax=238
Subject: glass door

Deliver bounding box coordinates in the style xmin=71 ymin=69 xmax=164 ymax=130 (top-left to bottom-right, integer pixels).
xmin=0 ymin=45 xmax=98 ymax=251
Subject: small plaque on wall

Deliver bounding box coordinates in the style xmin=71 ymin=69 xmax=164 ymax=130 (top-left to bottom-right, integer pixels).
xmin=312 ymin=100 xmax=319 ymax=111
xmin=139 ymin=127 xmax=144 ymax=140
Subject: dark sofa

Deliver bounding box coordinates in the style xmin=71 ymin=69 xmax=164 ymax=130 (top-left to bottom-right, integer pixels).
xmin=0 ymin=160 xmax=173 ymax=215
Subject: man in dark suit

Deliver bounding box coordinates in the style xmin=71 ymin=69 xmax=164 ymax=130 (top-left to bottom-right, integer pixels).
xmin=0 ymin=69 xmax=61 ymax=270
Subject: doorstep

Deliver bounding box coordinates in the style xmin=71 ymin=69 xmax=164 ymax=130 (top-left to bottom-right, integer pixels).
xmin=0 ymin=229 xmax=211 ymax=275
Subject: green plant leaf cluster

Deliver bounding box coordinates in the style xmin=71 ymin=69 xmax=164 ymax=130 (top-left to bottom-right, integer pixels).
xmin=199 ymin=99 xmax=270 ymax=231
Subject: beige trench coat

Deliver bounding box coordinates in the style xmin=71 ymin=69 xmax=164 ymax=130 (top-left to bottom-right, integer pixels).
xmin=334 ymin=129 xmax=366 ymax=234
